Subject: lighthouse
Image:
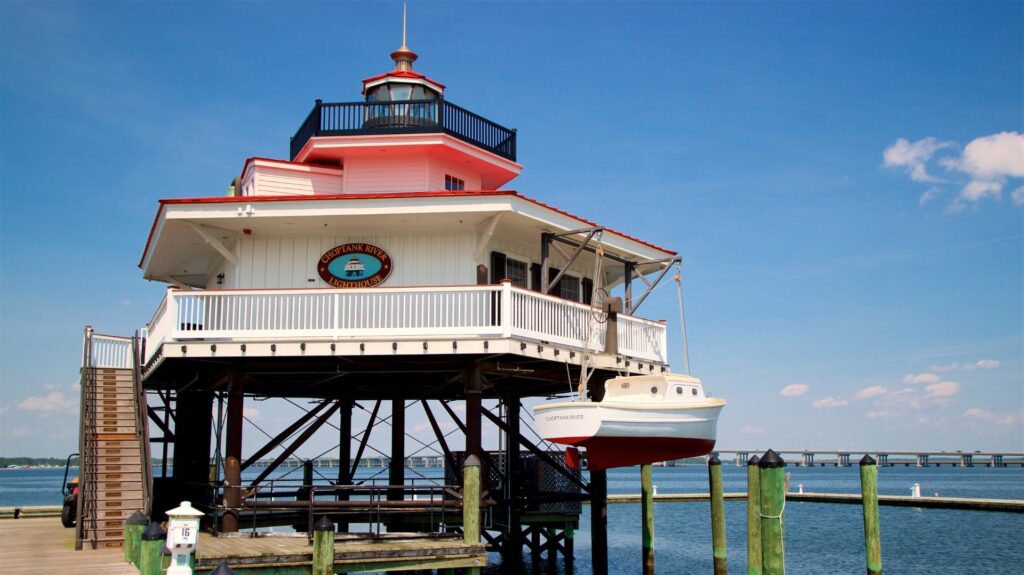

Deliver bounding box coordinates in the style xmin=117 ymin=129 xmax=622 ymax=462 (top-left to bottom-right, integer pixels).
xmin=80 ymin=11 xmax=682 ymax=572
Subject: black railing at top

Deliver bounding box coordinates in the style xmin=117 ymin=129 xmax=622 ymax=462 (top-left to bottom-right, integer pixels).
xmin=290 ymin=99 xmax=516 ymax=162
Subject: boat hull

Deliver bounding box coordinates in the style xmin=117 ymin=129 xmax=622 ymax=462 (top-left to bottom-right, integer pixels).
xmin=534 ymin=401 xmax=723 ymax=470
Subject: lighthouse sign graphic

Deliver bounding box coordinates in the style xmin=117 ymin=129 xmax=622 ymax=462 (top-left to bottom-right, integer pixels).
xmin=317 ymin=243 xmax=393 ymax=288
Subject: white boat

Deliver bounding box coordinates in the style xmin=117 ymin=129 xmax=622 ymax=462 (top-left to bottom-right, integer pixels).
xmin=533 ymin=373 xmax=725 ymax=470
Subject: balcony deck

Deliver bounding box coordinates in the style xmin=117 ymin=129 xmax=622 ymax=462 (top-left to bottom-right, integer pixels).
xmin=141 ymin=283 xmax=667 ymax=378
xmin=290 ymin=99 xmax=516 ymax=162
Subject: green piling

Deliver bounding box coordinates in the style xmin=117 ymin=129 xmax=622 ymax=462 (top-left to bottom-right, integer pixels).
xmin=312 ymin=516 xmax=336 ymax=575
xmin=708 ymin=454 xmax=727 ymax=575
xmin=746 ymin=455 xmax=762 ymax=575
xmin=860 ymin=455 xmax=882 ymax=575
xmin=123 ymin=510 xmax=148 ymax=565
xmin=758 ymin=450 xmax=786 ymax=575
xmin=463 ymin=454 xmax=482 ymax=575
xmin=641 ymin=463 xmax=655 ymax=575
xmin=138 ymin=522 xmax=166 ymax=575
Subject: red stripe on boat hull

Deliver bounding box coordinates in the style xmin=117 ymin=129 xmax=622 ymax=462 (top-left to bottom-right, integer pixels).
xmin=548 ymin=436 xmax=716 ymax=470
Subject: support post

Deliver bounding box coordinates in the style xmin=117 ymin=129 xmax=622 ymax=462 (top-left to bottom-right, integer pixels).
xmin=463 ymin=455 xmax=482 ymax=575
xmin=860 ymin=455 xmax=882 ymax=575
xmin=124 ymin=510 xmax=148 ymax=566
xmin=758 ymin=450 xmax=786 ymax=575
xmin=641 ymin=463 xmax=655 ymax=575
xmin=465 ymin=363 xmax=482 ymax=459
xmin=746 ymin=455 xmax=762 ymax=575
xmin=139 ymin=522 xmax=166 ymax=575
xmin=603 ymin=297 xmax=622 ymax=354
xmin=503 ymin=394 xmax=524 ymax=568
xmin=312 ymin=517 xmax=336 ymax=575
xmin=709 ymin=454 xmax=727 ymax=575
xmin=223 ymin=366 xmax=244 ymax=533
xmin=389 ymin=397 xmax=405 ymax=502
xmin=337 ymin=399 xmax=353 ymax=531
xmin=589 ymin=375 xmax=609 ymax=575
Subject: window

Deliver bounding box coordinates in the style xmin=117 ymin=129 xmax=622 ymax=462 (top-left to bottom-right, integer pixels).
xmin=675 ymin=386 xmax=683 ymax=395
xmin=559 ymin=275 xmax=580 ymax=302
xmin=445 ymin=175 xmax=465 ymax=191
xmin=506 ymin=258 xmax=528 ymax=288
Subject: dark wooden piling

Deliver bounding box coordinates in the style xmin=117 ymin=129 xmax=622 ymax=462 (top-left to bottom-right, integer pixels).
xmin=312 ymin=517 xmax=335 ymax=575
xmin=139 ymin=522 xmax=166 ymax=575
xmin=641 ymin=463 xmax=655 ymax=575
xmin=746 ymin=455 xmax=762 ymax=575
xmin=709 ymin=454 xmax=727 ymax=575
xmin=758 ymin=450 xmax=786 ymax=575
xmin=389 ymin=396 xmax=405 ymax=502
xmin=860 ymin=455 xmax=882 ymax=575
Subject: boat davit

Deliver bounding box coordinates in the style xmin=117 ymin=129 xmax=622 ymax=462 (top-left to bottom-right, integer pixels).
xmin=533 ymin=373 xmax=725 ymax=470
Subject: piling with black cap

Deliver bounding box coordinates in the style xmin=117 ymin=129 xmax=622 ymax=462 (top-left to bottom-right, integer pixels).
xmin=312 ymin=516 xmax=335 ymax=575
xmin=707 ymin=454 xmax=727 ymax=575
xmin=210 ymin=560 xmax=237 ymax=574
xmin=123 ymin=509 xmax=148 ymax=565
xmin=758 ymin=450 xmax=786 ymax=575
xmin=746 ymin=455 xmax=762 ymax=575
xmin=139 ymin=522 xmax=166 ymax=575
xmin=860 ymin=454 xmax=882 ymax=575
xmin=641 ymin=463 xmax=655 ymax=575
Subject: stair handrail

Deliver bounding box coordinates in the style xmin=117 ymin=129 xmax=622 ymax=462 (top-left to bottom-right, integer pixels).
xmin=76 ymin=326 xmax=98 ymax=549
xmin=133 ymin=333 xmax=154 ymax=516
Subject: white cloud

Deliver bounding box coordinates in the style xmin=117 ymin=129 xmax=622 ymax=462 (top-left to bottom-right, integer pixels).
xmin=963 ymin=407 xmax=1015 ymax=426
xmin=740 ymin=425 xmax=767 ymax=434
xmin=903 ymin=372 xmax=940 ymax=385
xmin=813 ymin=396 xmax=848 ymax=408
xmin=929 ymin=362 xmax=959 ymax=373
xmin=852 ymin=385 xmax=887 ymax=400
xmin=780 ymin=384 xmax=809 ymax=397
xmin=883 ymin=137 xmax=952 ymax=182
xmin=924 ymin=381 xmax=959 ymax=398
xmin=918 ymin=187 xmax=942 ymax=205
xmin=17 ymin=391 xmax=76 ymax=412
xmin=242 ymin=407 xmax=261 ymax=421
xmin=963 ymin=359 xmax=1000 ymax=371
xmin=943 ymin=132 xmax=1024 ymax=205
xmin=1012 ymin=187 xmax=1024 ymax=206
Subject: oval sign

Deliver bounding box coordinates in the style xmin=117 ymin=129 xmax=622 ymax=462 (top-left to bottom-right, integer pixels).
xmin=317 ymin=243 xmax=393 ymax=288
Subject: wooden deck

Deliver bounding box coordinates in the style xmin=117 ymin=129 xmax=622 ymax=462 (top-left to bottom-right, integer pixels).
xmin=0 ymin=517 xmax=137 ymax=575
xmin=195 ymin=532 xmax=487 ymax=573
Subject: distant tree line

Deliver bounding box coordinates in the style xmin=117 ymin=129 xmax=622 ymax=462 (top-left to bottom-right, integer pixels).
xmin=0 ymin=457 xmax=70 ymax=467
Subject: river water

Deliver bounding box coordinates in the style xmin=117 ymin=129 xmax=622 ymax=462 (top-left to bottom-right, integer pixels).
xmin=3 ymin=464 xmax=1021 ymax=573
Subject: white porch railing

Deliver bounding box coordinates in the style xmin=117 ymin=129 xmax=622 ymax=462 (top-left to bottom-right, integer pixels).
xmin=144 ymin=284 xmax=667 ymax=365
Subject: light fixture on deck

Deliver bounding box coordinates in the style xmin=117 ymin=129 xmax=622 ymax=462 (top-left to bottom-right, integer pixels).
xmin=216 ymin=273 xmax=225 ymax=286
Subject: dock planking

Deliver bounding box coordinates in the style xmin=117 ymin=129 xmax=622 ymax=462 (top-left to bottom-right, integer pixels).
xmin=0 ymin=517 xmax=137 ymax=575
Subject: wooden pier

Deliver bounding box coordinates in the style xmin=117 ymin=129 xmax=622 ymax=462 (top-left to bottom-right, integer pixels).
xmin=0 ymin=517 xmax=137 ymax=575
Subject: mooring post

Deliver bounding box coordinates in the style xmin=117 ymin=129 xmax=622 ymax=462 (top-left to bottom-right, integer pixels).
xmin=641 ymin=463 xmax=655 ymax=575
xmin=590 ymin=468 xmax=609 ymax=575
xmin=758 ymin=450 xmax=786 ymax=575
xmin=463 ymin=454 xmax=482 ymax=575
xmin=709 ymin=454 xmax=727 ymax=575
xmin=860 ymin=455 xmax=882 ymax=575
xmin=210 ymin=561 xmax=237 ymax=575
xmin=123 ymin=509 xmax=148 ymax=565
xmin=312 ymin=516 xmax=336 ymax=575
xmin=139 ymin=522 xmax=166 ymax=575
xmin=223 ymin=455 xmax=242 ymax=534
xmin=746 ymin=455 xmax=762 ymax=575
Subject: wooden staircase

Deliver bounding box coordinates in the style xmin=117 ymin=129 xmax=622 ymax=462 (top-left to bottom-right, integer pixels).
xmin=77 ymin=328 xmax=152 ymax=550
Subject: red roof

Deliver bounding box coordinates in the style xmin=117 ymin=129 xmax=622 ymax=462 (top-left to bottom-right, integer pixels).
xmin=361 ymin=70 xmax=446 ymax=95
xmin=139 ymin=189 xmax=676 ymax=268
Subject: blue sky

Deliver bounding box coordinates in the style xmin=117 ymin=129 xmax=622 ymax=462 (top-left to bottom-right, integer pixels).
xmin=1 ymin=1 xmax=1021 ymax=458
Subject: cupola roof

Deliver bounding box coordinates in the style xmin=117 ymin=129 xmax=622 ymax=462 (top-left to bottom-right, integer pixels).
xmin=361 ymin=4 xmax=445 ymax=95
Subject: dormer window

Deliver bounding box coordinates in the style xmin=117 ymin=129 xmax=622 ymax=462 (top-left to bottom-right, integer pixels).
xmin=445 ymin=175 xmax=465 ymax=191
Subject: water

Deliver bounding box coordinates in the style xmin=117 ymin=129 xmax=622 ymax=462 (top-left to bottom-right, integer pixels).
xmin=3 ymin=464 xmax=1022 ymax=573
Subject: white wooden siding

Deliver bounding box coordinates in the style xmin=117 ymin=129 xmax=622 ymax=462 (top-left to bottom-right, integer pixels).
xmin=241 ymin=161 xmax=344 ymax=197
xmin=230 ymin=231 xmax=476 ymax=289
xmin=343 ymin=156 xmax=429 ymax=193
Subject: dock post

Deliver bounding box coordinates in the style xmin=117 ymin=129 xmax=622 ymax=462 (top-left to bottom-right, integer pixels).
xmin=463 ymin=455 xmax=482 ymax=575
xmin=590 ymin=469 xmax=609 ymax=575
xmin=210 ymin=561 xmax=237 ymax=575
xmin=123 ymin=510 xmax=148 ymax=565
xmin=389 ymin=396 xmax=406 ymax=503
xmin=860 ymin=455 xmax=882 ymax=575
xmin=641 ymin=463 xmax=655 ymax=575
xmin=139 ymin=522 xmax=166 ymax=575
xmin=312 ymin=517 xmax=336 ymax=575
xmin=708 ymin=454 xmax=727 ymax=575
xmin=746 ymin=455 xmax=761 ymax=575
xmin=758 ymin=450 xmax=786 ymax=575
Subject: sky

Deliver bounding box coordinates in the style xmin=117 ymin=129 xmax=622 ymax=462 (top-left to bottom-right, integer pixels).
xmin=1 ymin=1 xmax=1022 ymax=460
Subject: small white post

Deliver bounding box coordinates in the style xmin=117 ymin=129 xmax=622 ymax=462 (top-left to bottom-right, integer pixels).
xmin=798 ymin=483 xmax=804 ymax=494
xmin=165 ymin=501 xmax=204 ymax=575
